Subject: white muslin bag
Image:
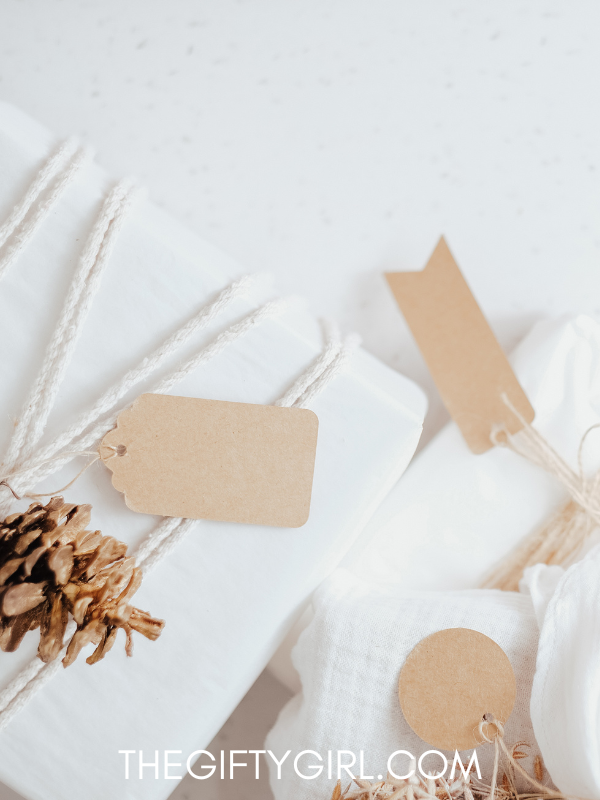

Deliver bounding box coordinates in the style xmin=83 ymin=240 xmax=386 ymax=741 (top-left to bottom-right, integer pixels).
xmin=267 ymin=549 xmax=600 ymax=800
xmin=266 ymin=570 xmax=542 ymax=800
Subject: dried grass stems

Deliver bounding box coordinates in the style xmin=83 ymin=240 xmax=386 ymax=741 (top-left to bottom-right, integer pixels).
xmin=482 ymin=498 xmax=594 ymax=591
xmin=0 ymin=496 xmax=164 ymax=666
xmin=329 ymin=769 xmax=477 ymax=800
xmin=485 ymin=398 xmax=600 ymax=590
xmin=327 ymin=741 xmax=554 ymax=800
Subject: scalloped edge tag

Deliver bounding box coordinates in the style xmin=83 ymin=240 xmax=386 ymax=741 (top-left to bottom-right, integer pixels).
xmin=100 ymin=394 xmax=318 ymax=528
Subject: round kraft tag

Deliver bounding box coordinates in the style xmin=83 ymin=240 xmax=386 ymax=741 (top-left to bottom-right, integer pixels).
xmin=398 ymin=627 xmax=516 ymax=751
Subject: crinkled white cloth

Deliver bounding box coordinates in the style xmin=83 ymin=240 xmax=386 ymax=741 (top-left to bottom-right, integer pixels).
xmin=522 ymin=545 xmax=600 ymax=799
xmin=267 ymin=500 xmax=600 ymax=800
xmin=266 ymin=569 xmax=542 ymax=800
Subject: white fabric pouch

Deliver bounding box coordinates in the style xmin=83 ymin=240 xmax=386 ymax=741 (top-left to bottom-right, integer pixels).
xmin=266 ymin=570 xmax=543 ymax=800
xmin=266 ymin=545 xmax=600 ymax=800
xmin=0 ymin=103 xmax=426 ymax=800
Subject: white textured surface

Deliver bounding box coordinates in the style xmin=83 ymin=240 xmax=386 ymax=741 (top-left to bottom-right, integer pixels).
xmin=2 ymin=0 xmax=600 ymax=445
xmin=1 ymin=1 xmax=600 ymax=798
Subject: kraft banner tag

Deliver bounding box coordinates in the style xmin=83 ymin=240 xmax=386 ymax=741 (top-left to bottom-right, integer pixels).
xmin=385 ymin=237 xmax=534 ymax=454
xmin=100 ymin=394 xmax=319 ymax=528
xmin=398 ymin=628 xmax=516 ymax=751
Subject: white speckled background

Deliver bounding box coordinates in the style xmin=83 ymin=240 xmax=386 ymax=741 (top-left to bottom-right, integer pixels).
xmin=1 ymin=1 xmax=600 ymax=797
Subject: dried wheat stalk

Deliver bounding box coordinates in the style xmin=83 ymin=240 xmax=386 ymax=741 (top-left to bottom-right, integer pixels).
xmin=326 ymin=744 xmax=557 ymax=800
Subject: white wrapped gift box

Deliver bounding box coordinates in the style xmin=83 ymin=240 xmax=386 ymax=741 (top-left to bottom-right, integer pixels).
xmin=0 ymin=103 xmax=426 ymax=800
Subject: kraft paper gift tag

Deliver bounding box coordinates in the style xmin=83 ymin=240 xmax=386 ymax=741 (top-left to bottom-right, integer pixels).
xmin=385 ymin=237 xmax=535 ymax=453
xmin=398 ymin=628 xmax=516 ymax=751
xmin=101 ymin=394 xmax=318 ymax=527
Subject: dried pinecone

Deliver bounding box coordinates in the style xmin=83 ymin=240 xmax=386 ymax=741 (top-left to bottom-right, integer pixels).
xmin=0 ymin=496 xmax=164 ymax=666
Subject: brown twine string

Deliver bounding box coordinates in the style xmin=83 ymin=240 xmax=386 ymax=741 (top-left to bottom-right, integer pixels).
xmin=482 ymin=394 xmax=600 ymax=591
xmin=0 ymin=479 xmax=20 ymax=499
xmin=0 ymin=445 xmax=122 ymax=502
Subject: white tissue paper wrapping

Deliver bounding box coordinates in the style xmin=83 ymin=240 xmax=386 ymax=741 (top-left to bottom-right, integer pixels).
xmin=271 ymin=314 xmax=600 ymax=689
xmin=266 ymin=570 xmax=542 ymax=800
xmin=522 ymin=546 xmax=600 ymax=800
xmin=341 ymin=313 xmax=600 ymax=590
xmin=268 ymin=315 xmax=600 ymax=799
xmin=0 ymin=103 xmax=426 ymax=800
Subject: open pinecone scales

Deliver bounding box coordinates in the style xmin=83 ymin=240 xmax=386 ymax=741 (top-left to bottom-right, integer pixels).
xmin=0 ymin=496 xmax=164 ymax=666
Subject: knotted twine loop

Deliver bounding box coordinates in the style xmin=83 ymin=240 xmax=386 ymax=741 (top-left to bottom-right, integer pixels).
xmin=477 ymin=713 xmax=581 ymax=800
xmin=478 ymin=714 xmax=503 ymax=800
xmin=0 ymin=446 xmax=127 ymax=501
xmin=483 ymin=394 xmax=600 ymax=590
